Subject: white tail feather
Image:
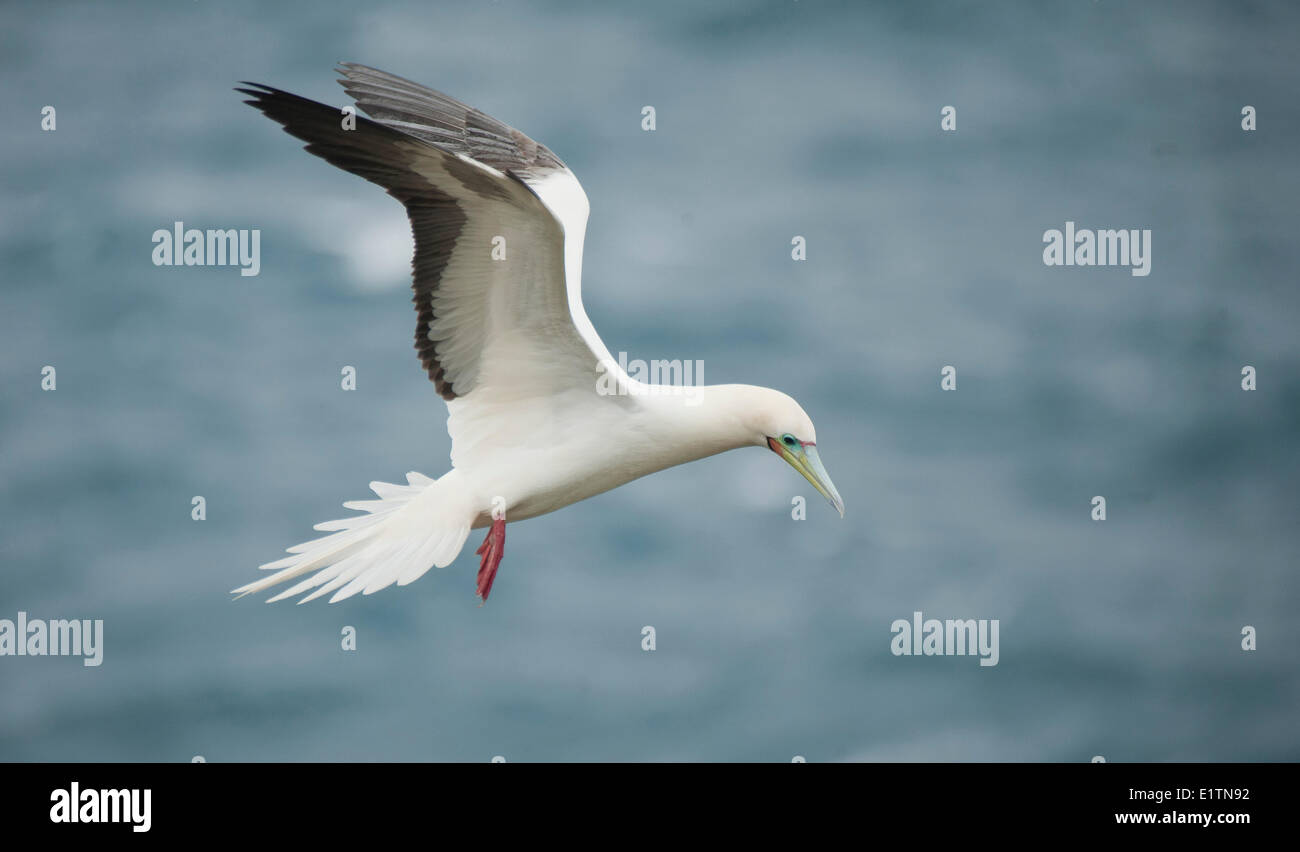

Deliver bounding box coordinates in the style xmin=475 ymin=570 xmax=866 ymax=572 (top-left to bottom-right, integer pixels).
xmin=233 ymin=471 xmax=474 ymax=603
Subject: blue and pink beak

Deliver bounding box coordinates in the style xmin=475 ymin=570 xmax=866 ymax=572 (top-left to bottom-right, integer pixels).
xmin=767 ymin=437 xmax=845 ymax=517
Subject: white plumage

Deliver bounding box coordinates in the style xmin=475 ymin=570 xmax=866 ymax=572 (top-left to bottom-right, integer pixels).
xmin=233 ymin=64 xmax=842 ymax=605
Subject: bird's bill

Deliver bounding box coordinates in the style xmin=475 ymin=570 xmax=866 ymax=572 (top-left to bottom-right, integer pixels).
xmin=767 ymin=438 xmax=845 ymax=517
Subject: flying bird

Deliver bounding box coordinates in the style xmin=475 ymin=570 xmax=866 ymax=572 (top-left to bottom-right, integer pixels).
xmin=232 ymin=63 xmax=843 ymax=605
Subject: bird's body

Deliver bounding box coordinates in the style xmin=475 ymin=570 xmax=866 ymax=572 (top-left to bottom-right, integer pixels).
xmin=233 ymin=64 xmax=843 ymax=605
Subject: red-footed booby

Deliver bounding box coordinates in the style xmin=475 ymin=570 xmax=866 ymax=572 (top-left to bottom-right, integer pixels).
xmin=232 ymin=64 xmax=843 ymax=605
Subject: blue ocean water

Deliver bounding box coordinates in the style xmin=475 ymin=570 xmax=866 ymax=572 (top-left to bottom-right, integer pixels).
xmin=1 ymin=0 xmax=1297 ymax=761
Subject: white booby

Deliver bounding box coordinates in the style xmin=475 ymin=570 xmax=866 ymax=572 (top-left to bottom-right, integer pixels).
xmin=232 ymin=64 xmax=843 ymax=605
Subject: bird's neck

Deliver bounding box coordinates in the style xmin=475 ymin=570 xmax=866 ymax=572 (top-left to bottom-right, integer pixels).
xmin=635 ymin=384 xmax=762 ymax=467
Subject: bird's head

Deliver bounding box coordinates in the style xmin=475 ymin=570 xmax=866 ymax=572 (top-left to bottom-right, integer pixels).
xmin=745 ymin=387 xmax=844 ymax=518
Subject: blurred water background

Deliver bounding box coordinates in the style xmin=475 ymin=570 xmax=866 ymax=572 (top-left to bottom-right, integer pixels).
xmin=1 ymin=0 xmax=1297 ymax=761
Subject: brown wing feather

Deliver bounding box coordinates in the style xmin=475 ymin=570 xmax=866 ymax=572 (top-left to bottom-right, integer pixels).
xmin=336 ymin=62 xmax=565 ymax=179
xmin=239 ymin=82 xmax=506 ymax=399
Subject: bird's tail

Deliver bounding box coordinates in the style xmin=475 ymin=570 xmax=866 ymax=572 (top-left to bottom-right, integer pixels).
xmin=232 ymin=471 xmax=474 ymax=603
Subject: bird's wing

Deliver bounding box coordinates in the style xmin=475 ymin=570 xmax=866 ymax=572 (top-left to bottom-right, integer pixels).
xmin=240 ymin=65 xmax=626 ymax=470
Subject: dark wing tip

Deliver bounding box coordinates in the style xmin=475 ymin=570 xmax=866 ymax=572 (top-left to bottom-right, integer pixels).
xmin=235 ymin=83 xmax=287 ymax=109
xmin=238 ymin=72 xmax=470 ymax=403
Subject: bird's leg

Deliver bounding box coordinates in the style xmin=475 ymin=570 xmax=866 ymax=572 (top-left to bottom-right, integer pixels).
xmin=474 ymin=518 xmax=506 ymax=604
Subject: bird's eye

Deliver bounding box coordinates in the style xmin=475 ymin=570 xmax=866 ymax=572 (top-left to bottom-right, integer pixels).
xmin=781 ymin=434 xmax=797 ymax=447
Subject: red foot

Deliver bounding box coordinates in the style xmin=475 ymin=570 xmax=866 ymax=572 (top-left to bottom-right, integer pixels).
xmin=474 ymin=518 xmax=506 ymax=604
